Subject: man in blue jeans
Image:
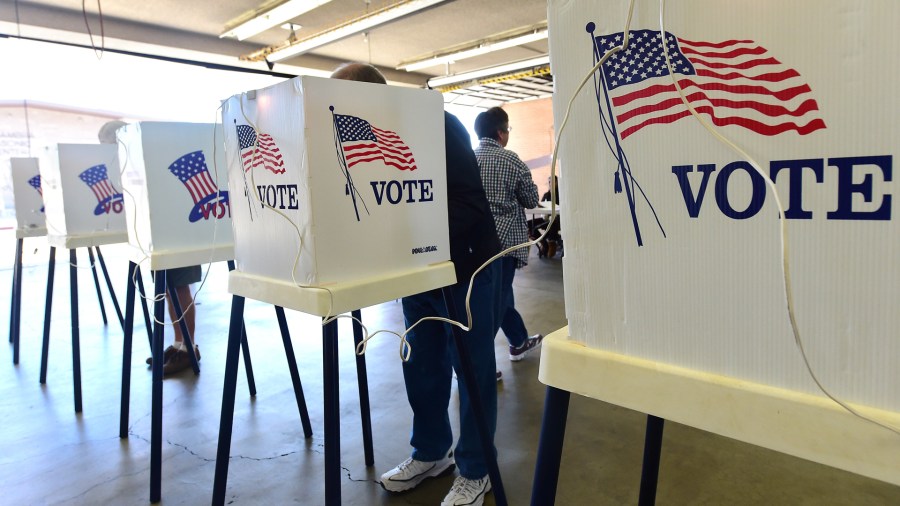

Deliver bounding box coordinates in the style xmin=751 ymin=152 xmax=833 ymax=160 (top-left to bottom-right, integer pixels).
xmin=475 ymin=107 xmax=544 ymax=362
xmin=330 ymin=62 xmax=502 ymax=506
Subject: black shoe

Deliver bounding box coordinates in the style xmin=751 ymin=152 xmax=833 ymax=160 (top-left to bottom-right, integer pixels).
xmin=163 ymin=346 xmax=201 ymax=376
xmin=146 ymin=345 xmax=177 ymax=366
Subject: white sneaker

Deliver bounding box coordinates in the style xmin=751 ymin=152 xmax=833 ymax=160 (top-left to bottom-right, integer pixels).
xmin=441 ymin=475 xmax=492 ymax=506
xmin=380 ymin=454 xmax=455 ymax=493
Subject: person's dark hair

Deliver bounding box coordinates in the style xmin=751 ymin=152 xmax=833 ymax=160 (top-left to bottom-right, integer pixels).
xmin=474 ymin=107 xmax=509 ymax=141
xmin=330 ymin=62 xmax=387 ymax=84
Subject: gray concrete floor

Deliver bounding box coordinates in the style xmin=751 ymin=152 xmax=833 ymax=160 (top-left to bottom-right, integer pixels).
xmin=1 ymin=232 xmax=899 ymax=505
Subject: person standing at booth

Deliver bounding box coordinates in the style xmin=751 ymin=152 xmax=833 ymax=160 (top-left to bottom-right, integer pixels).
xmin=99 ymin=120 xmax=203 ymax=376
xmin=474 ymin=107 xmax=544 ymax=362
xmin=331 ymin=62 xmax=502 ymax=506
xmin=145 ymin=266 xmax=202 ymax=375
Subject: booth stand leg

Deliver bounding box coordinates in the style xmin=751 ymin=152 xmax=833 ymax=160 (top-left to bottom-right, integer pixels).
xmin=274 ymin=306 xmax=313 ymax=438
xmin=322 ymin=318 xmax=341 ymax=505
xmin=119 ymin=261 xmax=138 ymax=438
xmin=350 ymin=309 xmax=374 ymax=466
xmin=95 ymin=246 xmax=124 ymax=328
xmin=10 ymin=238 xmax=23 ymax=363
xmin=149 ymin=271 xmax=166 ymax=503
xmin=39 ymin=247 xmax=56 ymax=383
xmin=212 ymin=295 xmax=246 ymax=506
xmin=135 ymin=267 xmax=153 ymax=347
xmin=225 ymin=261 xmax=257 ymax=395
xmin=638 ymin=415 xmax=665 ymax=506
xmin=86 ymin=247 xmax=108 ymax=326
xmin=441 ymin=287 xmax=507 ymax=506
xmin=530 ymin=385 xmax=571 ymax=506
xmin=70 ymin=249 xmax=83 ymax=413
xmin=239 ymin=322 xmax=256 ymax=395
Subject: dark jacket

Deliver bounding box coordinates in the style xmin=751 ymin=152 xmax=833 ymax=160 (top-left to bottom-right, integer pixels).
xmin=443 ymin=112 xmax=502 ymax=282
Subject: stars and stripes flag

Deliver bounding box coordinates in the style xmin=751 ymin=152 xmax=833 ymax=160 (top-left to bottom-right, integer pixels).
xmin=27 ymin=174 xmax=44 ymax=213
xmin=78 ymin=164 xmax=120 ymax=204
xmin=334 ymin=114 xmax=417 ymax=171
xmin=596 ymin=30 xmax=826 ymax=140
xmin=168 ymin=150 xmax=219 ymax=204
xmin=236 ymin=124 xmax=286 ymax=174
xmin=27 ymin=175 xmax=42 ymax=196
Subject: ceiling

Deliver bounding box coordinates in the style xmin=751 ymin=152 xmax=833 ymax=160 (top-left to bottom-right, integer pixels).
xmin=0 ymin=0 xmax=553 ymax=106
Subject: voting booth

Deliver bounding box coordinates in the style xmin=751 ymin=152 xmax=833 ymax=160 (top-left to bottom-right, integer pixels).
xmin=9 ymin=157 xmax=47 ymax=238
xmin=42 ymin=143 xmax=127 ymax=248
xmin=117 ymin=121 xmax=233 ymax=270
xmin=539 ymin=0 xmax=900 ymax=493
xmin=221 ymin=75 xmax=455 ymax=314
xmin=213 ymin=75 xmax=480 ymax=506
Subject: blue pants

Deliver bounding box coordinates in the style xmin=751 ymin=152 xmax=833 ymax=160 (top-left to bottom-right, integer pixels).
xmin=400 ymin=260 xmax=501 ymax=479
xmin=499 ymin=256 xmax=528 ymax=348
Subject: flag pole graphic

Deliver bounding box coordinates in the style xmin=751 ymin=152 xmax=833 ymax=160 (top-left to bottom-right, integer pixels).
xmin=235 ymin=119 xmax=257 ymax=221
xmin=330 ymin=106 xmax=370 ymax=222
xmin=588 ymin=23 xmax=666 ymax=246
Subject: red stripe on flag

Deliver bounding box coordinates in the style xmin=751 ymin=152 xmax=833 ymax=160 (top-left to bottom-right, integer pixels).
xmin=619 ymin=104 xmax=826 ymax=139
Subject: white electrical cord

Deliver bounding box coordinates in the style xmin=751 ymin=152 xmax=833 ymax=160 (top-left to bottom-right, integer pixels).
xmin=658 ymin=0 xmax=898 ymax=436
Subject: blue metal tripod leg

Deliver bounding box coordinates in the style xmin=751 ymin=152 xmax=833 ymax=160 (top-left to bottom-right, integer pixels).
xmin=10 ymin=238 xmax=23 ymax=363
xmin=119 ymin=261 xmax=137 ymax=438
xmin=274 ymin=305 xmax=313 ymax=438
xmin=530 ymin=385 xmax=571 ymax=506
xmin=638 ymin=415 xmax=665 ymax=506
xmin=350 ymin=309 xmax=374 ymax=466
xmin=211 ymin=295 xmax=245 ymax=506
xmin=95 ymin=246 xmax=124 ymax=328
xmin=86 ymin=247 xmax=108 ymax=326
xmin=70 ymin=249 xmax=82 ymax=413
xmin=39 ymin=246 xmax=56 ymax=383
xmin=149 ymin=270 xmax=166 ymax=503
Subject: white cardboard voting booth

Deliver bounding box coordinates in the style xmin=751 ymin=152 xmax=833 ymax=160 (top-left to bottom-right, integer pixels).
xmin=42 ymin=143 xmax=127 ymax=249
xmin=9 ymin=157 xmax=47 ymax=238
xmin=118 ymin=121 xmax=233 ymax=270
xmin=544 ymin=0 xmax=900 ymax=486
xmin=221 ymin=76 xmax=455 ymax=315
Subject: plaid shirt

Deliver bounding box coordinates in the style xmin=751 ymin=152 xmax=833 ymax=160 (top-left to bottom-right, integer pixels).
xmin=475 ymin=138 xmax=539 ymax=267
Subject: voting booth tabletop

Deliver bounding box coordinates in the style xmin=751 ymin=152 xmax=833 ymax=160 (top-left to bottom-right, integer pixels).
xmin=532 ymin=328 xmax=900 ymax=504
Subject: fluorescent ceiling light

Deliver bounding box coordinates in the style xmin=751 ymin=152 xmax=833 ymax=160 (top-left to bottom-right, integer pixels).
xmin=427 ymin=55 xmax=550 ymax=88
xmin=221 ymin=0 xmax=332 ymax=41
xmin=400 ymin=29 xmax=548 ymax=72
xmin=268 ymin=0 xmax=449 ymax=62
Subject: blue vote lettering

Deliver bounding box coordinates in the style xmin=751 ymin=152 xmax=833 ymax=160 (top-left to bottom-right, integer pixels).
xmin=673 ymin=155 xmax=892 ymax=220
xmin=369 ymin=179 xmax=434 ymax=205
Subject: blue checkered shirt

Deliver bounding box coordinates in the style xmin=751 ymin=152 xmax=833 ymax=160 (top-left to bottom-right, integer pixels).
xmin=475 ymin=138 xmax=539 ymax=267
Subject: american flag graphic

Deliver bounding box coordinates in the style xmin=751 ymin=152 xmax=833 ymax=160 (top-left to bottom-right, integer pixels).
xmin=596 ymin=30 xmax=826 ymax=140
xmin=334 ymin=114 xmax=417 ymax=171
xmin=27 ymin=174 xmax=44 ymax=213
xmin=168 ymin=150 xmax=219 ymax=204
xmin=27 ymin=175 xmax=42 ymax=196
xmin=236 ymin=124 xmax=285 ymax=174
xmin=78 ymin=164 xmax=122 ymax=209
